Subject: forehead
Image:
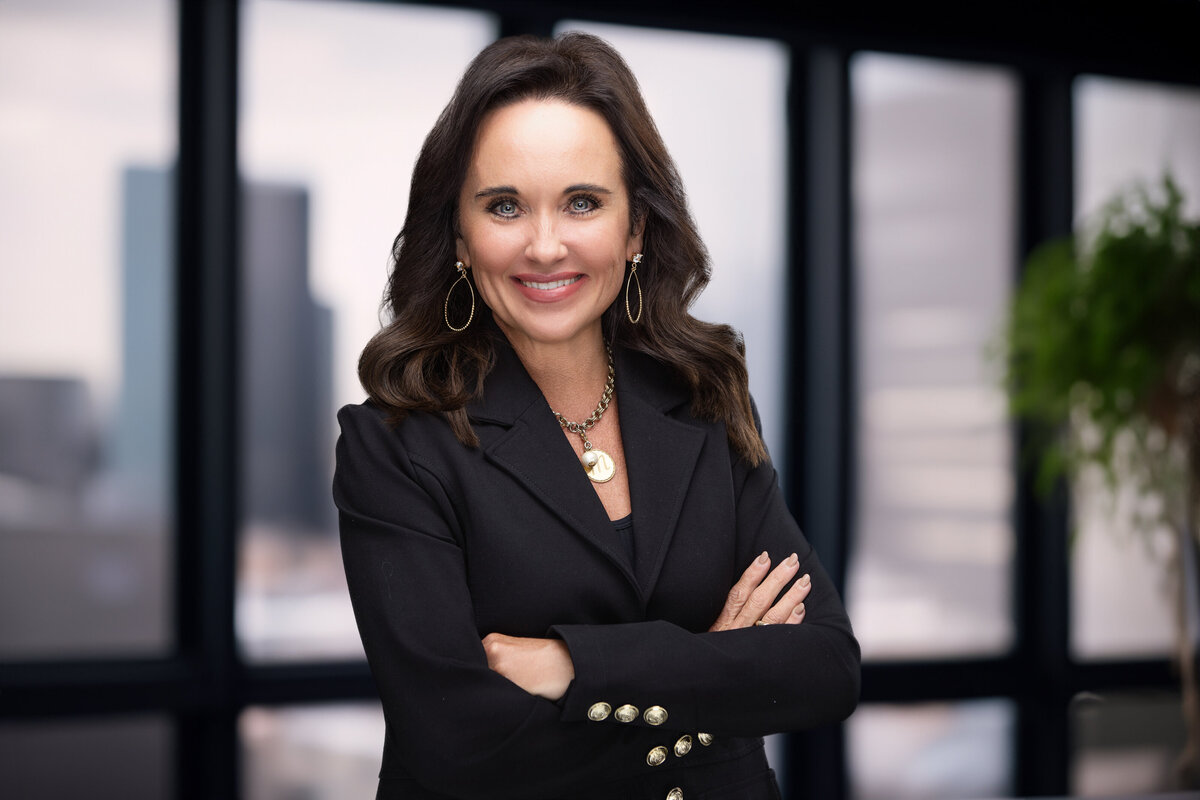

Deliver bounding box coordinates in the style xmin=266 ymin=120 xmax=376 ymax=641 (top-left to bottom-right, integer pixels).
xmin=467 ymin=99 xmax=623 ymax=183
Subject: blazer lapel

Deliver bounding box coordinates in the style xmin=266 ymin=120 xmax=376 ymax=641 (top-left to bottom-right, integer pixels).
xmin=469 ymin=341 xmax=639 ymax=592
xmin=616 ymin=349 xmax=706 ymax=603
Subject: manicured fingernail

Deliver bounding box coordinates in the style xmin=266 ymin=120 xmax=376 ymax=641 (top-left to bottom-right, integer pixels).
xmin=787 ymin=552 xmax=798 ymax=566
xmin=793 ymin=603 xmax=805 ymax=617
xmin=757 ymin=551 xmax=769 ymax=565
xmin=800 ymin=573 xmax=811 ymax=586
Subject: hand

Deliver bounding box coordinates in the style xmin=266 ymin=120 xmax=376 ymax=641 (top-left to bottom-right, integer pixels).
xmin=708 ymin=551 xmax=811 ymax=631
xmin=482 ymin=632 xmax=575 ymax=701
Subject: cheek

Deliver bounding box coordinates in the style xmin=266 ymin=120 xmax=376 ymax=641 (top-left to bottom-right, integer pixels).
xmin=462 ymin=234 xmax=520 ymax=310
xmin=461 ymin=226 xmax=520 ymax=272
xmin=472 ymin=271 xmax=510 ymax=313
xmin=584 ymin=228 xmax=631 ymax=289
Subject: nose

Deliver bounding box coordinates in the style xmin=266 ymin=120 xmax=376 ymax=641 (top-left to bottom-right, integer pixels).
xmin=524 ymin=215 xmax=567 ymax=264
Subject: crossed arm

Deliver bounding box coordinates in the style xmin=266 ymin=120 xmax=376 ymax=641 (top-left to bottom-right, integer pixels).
xmin=483 ymin=551 xmax=814 ymax=700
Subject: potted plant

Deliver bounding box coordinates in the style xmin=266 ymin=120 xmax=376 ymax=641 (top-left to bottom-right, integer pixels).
xmin=1000 ymin=175 xmax=1200 ymax=788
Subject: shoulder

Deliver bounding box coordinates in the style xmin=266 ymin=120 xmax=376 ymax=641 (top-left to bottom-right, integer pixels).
xmin=335 ymin=401 xmax=407 ymax=482
xmin=336 ymin=400 xmax=401 ymax=455
xmin=336 ymin=400 xmax=465 ymax=473
xmin=336 ymin=399 xmax=389 ymax=433
xmin=615 ymin=345 xmax=692 ymax=414
xmin=334 ymin=400 xmax=475 ymax=515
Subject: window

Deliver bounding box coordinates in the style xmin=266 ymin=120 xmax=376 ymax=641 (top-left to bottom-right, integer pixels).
xmin=242 ymin=703 xmax=385 ymax=799
xmin=1070 ymin=76 xmax=1200 ymax=660
xmin=0 ymin=0 xmax=176 ymax=660
xmin=0 ymin=715 xmax=173 ymax=799
xmin=847 ymin=53 xmax=1017 ymax=659
xmin=848 ymin=700 xmax=1014 ymax=799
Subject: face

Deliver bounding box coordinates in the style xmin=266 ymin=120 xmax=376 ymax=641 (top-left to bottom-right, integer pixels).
xmin=456 ymin=99 xmax=643 ymax=354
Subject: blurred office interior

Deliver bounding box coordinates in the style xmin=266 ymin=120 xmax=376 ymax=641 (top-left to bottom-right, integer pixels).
xmin=1 ymin=1 xmax=1198 ymax=798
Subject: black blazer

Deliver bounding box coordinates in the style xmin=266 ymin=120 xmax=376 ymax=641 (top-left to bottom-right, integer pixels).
xmin=334 ymin=340 xmax=860 ymax=800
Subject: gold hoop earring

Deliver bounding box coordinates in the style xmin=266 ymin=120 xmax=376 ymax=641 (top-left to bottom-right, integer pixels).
xmin=444 ymin=261 xmax=475 ymax=332
xmin=625 ymin=253 xmax=643 ymax=324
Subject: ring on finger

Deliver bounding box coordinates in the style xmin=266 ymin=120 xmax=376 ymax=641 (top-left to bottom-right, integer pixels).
xmin=754 ymin=619 xmax=771 ymax=626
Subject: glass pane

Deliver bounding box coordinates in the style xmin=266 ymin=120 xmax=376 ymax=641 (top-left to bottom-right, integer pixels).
xmin=1075 ymin=77 xmax=1200 ymax=220
xmin=242 ymin=703 xmax=386 ymax=800
xmin=848 ymin=700 xmax=1015 ymax=799
xmin=237 ymin=1 xmax=497 ymax=660
xmin=1070 ymin=77 xmax=1200 ymax=660
xmin=1071 ymin=691 xmax=1187 ymax=795
xmin=0 ymin=0 xmax=175 ymax=659
xmin=847 ymin=54 xmax=1017 ymax=659
xmin=555 ymin=21 xmax=790 ymax=463
xmin=0 ymin=715 xmax=173 ymax=799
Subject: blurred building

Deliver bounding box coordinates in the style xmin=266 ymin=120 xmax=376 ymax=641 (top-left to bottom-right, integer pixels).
xmin=242 ymin=180 xmax=334 ymax=533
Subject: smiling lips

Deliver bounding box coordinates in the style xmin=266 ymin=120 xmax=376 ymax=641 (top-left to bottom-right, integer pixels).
xmin=513 ymin=273 xmax=586 ymax=302
xmin=519 ymin=275 xmax=582 ymax=290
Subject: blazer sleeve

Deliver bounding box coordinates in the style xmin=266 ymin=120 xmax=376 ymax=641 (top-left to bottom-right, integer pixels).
xmin=335 ymin=404 xmax=697 ymax=798
xmin=551 ymin=427 xmax=860 ymax=737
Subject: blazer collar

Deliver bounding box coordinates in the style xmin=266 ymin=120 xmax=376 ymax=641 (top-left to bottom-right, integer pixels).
xmin=463 ymin=334 xmax=547 ymax=426
xmin=467 ymin=335 xmax=704 ymax=605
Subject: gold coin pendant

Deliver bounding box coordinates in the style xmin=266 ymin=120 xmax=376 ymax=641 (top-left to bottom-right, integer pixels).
xmin=581 ymin=448 xmax=615 ymax=483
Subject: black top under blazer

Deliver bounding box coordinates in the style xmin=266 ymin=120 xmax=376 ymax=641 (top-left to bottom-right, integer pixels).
xmin=334 ymin=338 xmax=860 ymax=800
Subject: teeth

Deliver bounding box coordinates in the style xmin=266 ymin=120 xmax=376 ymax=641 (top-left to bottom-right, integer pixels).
xmin=521 ymin=276 xmax=581 ymax=290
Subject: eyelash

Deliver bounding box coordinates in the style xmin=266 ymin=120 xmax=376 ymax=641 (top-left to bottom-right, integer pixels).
xmin=484 ymin=193 xmax=603 ymax=218
xmin=486 ymin=197 xmax=521 ymax=218
xmin=567 ymin=193 xmax=602 ymax=215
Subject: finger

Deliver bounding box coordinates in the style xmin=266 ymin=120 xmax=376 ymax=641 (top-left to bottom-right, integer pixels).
xmin=733 ymin=553 xmax=800 ymax=628
xmin=481 ymin=632 xmax=506 ymax=671
xmin=783 ymin=602 xmax=806 ymax=625
xmin=709 ymin=551 xmax=771 ymax=631
xmin=743 ymin=554 xmax=800 ymax=623
xmin=761 ymin=572 xmax=811 ymax=624
xmin=759 ymin=573 xmax=811 ymax=625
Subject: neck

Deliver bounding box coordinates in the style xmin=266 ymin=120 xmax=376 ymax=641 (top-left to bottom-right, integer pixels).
xmin=507 ymin=332 xmax=611 ymax=421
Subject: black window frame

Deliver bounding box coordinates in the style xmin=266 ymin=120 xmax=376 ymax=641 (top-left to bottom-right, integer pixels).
xmin=2 ymin=2 xmax=1198 ymax=798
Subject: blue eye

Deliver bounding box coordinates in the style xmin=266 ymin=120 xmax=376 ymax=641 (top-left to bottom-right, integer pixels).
xmin=569 ymin=195 xmax=600 ymax=214
xmin=489 ymin=199 xmax=518 ymax=217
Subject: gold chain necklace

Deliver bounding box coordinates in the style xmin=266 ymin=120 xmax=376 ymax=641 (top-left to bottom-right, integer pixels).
xmin=553 ymin=348 xmax=616 ymax=484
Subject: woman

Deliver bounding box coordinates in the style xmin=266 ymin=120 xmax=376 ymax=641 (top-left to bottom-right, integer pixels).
xmin=334 ymin=32 xmax=859 ymax=800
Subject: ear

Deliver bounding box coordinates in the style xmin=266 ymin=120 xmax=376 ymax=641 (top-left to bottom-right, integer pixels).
xmin=628 ymin=214 xmax=645 ymax=256
xmin=455 ymin=236 xmax=470 ymax=267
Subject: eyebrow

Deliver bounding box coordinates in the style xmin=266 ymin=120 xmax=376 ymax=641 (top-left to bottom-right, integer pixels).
xmin=475 ymin=186 xmax=518 ymax=199
xmin=564 ymin=183 xmax=613 ymax=195
xmin=473 ymin=183 xmax=614 ymax=199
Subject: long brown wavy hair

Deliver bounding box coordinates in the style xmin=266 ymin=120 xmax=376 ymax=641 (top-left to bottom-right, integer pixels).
xmin=358 ymin=32 xmax=767 ymax=465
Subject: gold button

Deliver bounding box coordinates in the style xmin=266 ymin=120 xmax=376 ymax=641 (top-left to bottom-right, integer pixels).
xmin=614 ymin=704 xmax=639 ymax=723
xmin=666 ymin=789 xmax=683 ymax=800
xmin=644 ymin=705 xmax=668 ymax=726
xmin=587 ymin=702 xmax=611 ymax=722
xmin=697 ymin=732 xmax=714 ymax=746
xmin=674 ymin=734 xmax=692 ymax=756
xmin=646 ymin=745 xmax=668 ymax=766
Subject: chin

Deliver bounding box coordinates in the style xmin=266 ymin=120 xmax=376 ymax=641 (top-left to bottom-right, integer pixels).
xmin=500 ymin=314 xmax=603 ymax=349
